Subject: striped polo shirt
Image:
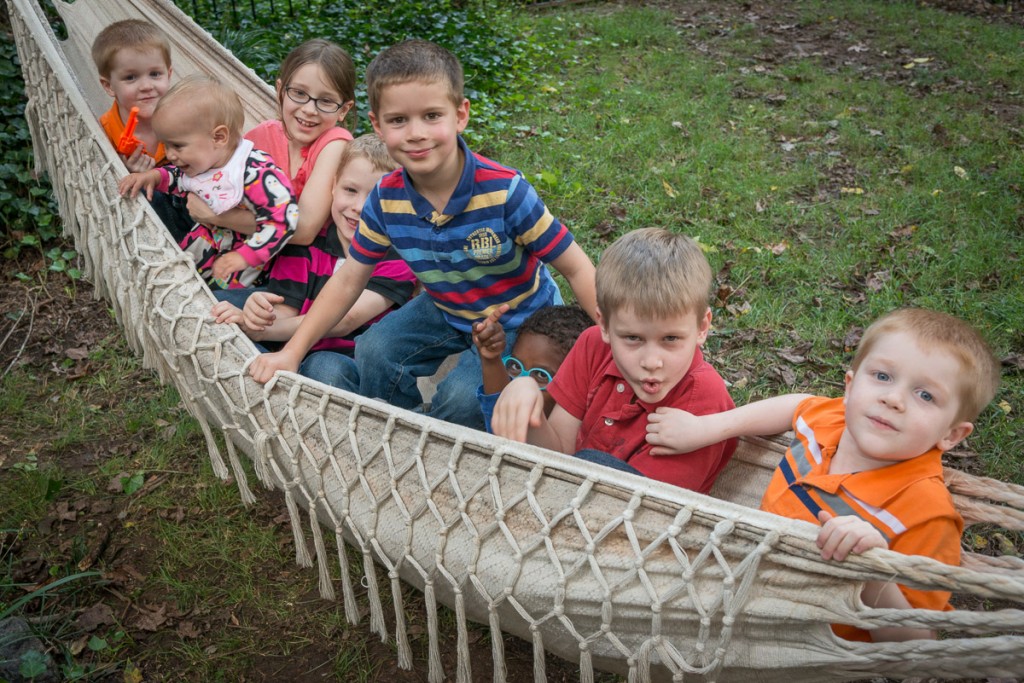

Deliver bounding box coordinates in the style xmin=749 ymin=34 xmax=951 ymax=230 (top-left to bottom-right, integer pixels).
xmin=350 ymin=136 xmax=574 ymax=333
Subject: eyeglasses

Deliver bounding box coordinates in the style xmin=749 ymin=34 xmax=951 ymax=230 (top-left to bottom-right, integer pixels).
xmin=503 ymin=356 xmax=554 ymax=390
xmin=284 ymin=86 xmax=347 ymax=114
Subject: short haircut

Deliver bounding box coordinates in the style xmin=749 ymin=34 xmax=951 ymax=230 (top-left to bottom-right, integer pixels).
xmin=277 ymin=39 xmax=356 ymax=129
xmin=336 ymin=133 xmax=398 ymax=182
xmin=517 ymin=305 xmax=594 ymax=359
xmin=852 ymin=308 xmax=1001 ymax=422
xmin=596 ymin=227 xmax=713 ymax=324
xmin=366 ymin=39 xmax=464 ymax=114
xmin=91 ymin=19 xmax=171 ymax=78
xmin=154 ymin=74 xmax=244 ymax=145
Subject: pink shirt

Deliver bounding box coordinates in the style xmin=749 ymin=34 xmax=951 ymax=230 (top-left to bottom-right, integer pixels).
xmin=244 ymin=120 xmax=352 ymax=199
xmin=547 ymin=326 xmax=737 ymax=493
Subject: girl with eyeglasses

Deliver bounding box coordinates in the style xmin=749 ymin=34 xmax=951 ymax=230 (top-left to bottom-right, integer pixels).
xmin=188 ymin=39 xmax=356 ymax=250
xmin=472 ymin=304 xmax=593 ymax=433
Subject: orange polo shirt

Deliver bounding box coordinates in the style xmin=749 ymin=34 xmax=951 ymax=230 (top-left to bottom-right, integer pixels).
xmin=760 ymin=396 xmax=962 ymax=641
xmin=99 ymin=102 xmax=165 ymax=165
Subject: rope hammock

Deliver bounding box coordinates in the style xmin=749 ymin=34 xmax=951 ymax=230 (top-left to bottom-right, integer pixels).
xmin=7 ymin=0 xmax=1024 ymax=680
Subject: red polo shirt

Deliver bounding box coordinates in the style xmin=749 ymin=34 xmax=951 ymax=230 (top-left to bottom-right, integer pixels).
xmin=547 ymin=326 xmax=736 ymax=493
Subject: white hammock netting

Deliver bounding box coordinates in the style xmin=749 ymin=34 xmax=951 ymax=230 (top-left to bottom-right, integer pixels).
xmin=7 ymin=0 xmax=1024 ymax=680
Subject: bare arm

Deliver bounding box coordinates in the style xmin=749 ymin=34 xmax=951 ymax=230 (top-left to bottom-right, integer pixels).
xmin=248 ymin=258 xmax=375 ymax=382
xmin=472 ymin=304 xmax=510 ymax=395
xmin=647 ymin=394 xmax=812 ymax=455
xmin=290 ymin=139 xmax=347 ymax=245
xmin=549 ymin=242 xmax=597 ymax=321
xmin=257 ymin=289 xmax=394 ymax=342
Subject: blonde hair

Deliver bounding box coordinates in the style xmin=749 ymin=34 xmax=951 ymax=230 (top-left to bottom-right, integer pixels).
xmin=277 ymin=39 xmax=356 ymax=131
xmin=596 ymin=227 xmax=712 ymax=324
xmin=852 ymin=308 xmax=1001 ymax=422
xmin=91 ymin=19 xmax=171 ymax=78
xmin=154 ymin=74 xmax=244 ymax=145
xmin=366 ymin=39 xmax=464 ymax=113
xmin=336 ymin=133 xmax=397 ymax=182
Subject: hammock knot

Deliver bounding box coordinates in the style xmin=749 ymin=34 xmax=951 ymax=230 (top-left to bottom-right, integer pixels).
xmin=668 ymin=524 xmax=681 ymax=535
xmin=622 ymin=509 xmax=635 ymax=521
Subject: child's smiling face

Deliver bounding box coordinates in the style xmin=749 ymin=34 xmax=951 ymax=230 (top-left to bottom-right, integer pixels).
xmin=330 ymin=156 xmax=389 ymax=247
xmin=838 ymin=331 xmax=973 ymax=471
xmin=277 ymin=63 xmax=350 ymax=148
xmin=100 ymin=46 xmax=171 ymax=122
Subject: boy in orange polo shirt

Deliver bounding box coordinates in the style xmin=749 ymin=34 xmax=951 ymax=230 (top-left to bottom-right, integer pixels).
xmin=91 ymin=19 xmax=172 ymax=172
xmin=644 ymin=308 xmax=1001 ymax=642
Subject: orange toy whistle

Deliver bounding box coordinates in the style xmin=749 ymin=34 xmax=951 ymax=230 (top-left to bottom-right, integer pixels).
xmin=116 ymin=106 xmax=144 ymax=156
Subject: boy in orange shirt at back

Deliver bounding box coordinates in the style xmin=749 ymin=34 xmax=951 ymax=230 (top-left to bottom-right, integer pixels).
xmin=91 ymin=19 xmax=172 ymax=173
xmin=645 ymin=308 xmax=1001 ymax=641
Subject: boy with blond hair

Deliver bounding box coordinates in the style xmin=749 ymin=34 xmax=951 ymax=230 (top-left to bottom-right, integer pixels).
xmin=249 ymin=39 xmax=597 ymax=431
xmin=91 ymin=19 xmax=172 ymax=172
xmin=493 ymin=227 xmax=737 ymax=494
xmin=644 ymin=307 xmax=1001 ymax=641
xmin=119 ymin=75 xmax=297 ymax=289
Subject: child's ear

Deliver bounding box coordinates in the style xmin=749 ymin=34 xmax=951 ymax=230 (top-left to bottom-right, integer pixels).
xmin=369 ymin=111 xmax=382 ymax=137
xmin=937 ymin=421 xmax=973 ymax=452
xmin=211 ymin=124 xmax=230 ymax=146
xmin=696 ymin=309 xmax=712 ymax=346
xmin=455 ymin=98 xmax=470 ymax=133
xmin=842 ymin=369 xmax=855 ymax=405
xmin=596 ymin=307 xmax=610 ymax=344
xmin=99 ymin=77 xmax=115 ymax=98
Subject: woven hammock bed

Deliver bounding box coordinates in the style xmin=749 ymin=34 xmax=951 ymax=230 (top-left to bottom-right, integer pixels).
xmin=7 ymin=0 xmax=1024 ymax=680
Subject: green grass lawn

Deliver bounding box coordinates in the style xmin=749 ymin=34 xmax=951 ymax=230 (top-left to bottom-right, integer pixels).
xmin=2 ymin=0 xmax=1022 ymax=680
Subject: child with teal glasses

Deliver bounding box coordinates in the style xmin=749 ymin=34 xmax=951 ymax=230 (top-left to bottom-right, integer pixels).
xmin=472 ymin=304 xmax=593 ymax=433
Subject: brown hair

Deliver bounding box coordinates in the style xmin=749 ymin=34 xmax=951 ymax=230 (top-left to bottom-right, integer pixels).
xmin=365 ymin=39 xmax=464 ymax=114
xmin=851 ymin=308 xmax=1001 ymax=422
xmin=596 ymin=227 xmax=712 ymax=324
xmin=336 ymin=133 xmax=398 ymax=181
xmin=154 ymin=74 xmax=244 ymax=146
xmin=276 ymin=39 xmax=356 ymax=131
xmin=91 ymin=19 xmax=171 ymax=78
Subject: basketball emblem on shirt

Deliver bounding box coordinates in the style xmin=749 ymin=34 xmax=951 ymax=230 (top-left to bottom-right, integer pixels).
xmin=463 ymin=228 xmax=502 ymax=263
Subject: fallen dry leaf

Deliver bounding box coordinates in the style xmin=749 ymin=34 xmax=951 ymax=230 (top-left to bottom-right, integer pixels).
xmin=75 ymin=602 xmax=116 ymax=632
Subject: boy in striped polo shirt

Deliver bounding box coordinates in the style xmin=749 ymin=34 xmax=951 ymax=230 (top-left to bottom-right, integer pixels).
xmin=642 ymin=307 xmax=1001 ymax=642
xmin=250 ymin=39 xmax=597 ymax=430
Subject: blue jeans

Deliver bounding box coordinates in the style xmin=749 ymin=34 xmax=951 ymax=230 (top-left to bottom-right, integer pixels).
xmin=353 ymin=294 xmax=515 ymax=431
xmin=574 ymin=449 xmax=645 ymax=477
xmin=299 ymin=350 xmax=359 ymax=392
xmin=212 ymin=287 xmax=264 ymax=309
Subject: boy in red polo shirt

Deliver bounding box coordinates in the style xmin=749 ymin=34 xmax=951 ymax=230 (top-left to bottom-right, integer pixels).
xmin=643 ymin=307 xmax=1001 ymax=642
xmin=492 ymin=227 xmax=737 ymax=494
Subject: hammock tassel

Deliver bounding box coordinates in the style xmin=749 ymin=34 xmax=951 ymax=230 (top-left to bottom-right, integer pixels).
xmin=579 ymin=643 xmax=594 ymax=683
xmin=223 ymin=435 xmax=255 ymax=505
xmin=284 ymin=487 xmax=312 ymax=567
xmin=389 ymin=570 xmax=412 ymax=669
xmin=310 ymin=504 xmax=334 ymax=600
xmin=253 ymin=430 xmax=272 ymax=488
xmin=335 ymin=528 xmax=359 ymax=625
xmin=196 ymin=410 xmax=229 ymax=480
xmin=454 ymin=590 xmax=472 ymax=683
xmin=531 ymin=624 xmax=546 ymax=683
xmin=489 ymin=607 xmax=506 ymax=683
xmin=363 ymin=550 xmax=387 ymax=640
xmin=635 ymin=639 xmax=653 ymax=683
xmin=423 ymin=581 xmax=444 ymax=683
